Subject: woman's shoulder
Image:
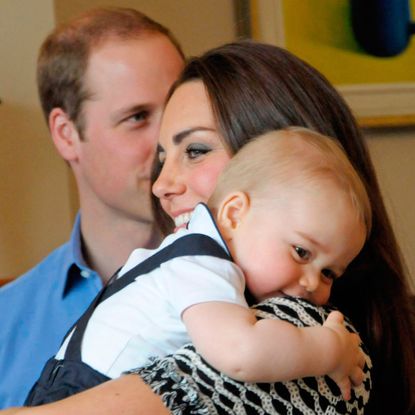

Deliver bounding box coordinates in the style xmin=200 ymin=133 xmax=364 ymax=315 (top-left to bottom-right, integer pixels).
xmin=253 ymin=295 xmax=355 ymax=330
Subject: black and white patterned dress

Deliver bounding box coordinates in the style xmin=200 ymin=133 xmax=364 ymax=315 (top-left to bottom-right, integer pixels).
xmin=128 ymin=296 xmax=372 ymax=414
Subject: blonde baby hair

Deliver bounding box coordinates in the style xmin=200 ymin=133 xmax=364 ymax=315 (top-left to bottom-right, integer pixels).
xmin=208 ymin=127 xmax=372 ymax=236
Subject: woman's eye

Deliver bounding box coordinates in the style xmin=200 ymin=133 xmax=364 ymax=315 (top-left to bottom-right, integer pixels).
xmin=186 ymin=144 xmax=211 ymax=159
xmin=293 ymin=246 xmax=311 ymax=261
xmin=321 ymin=269 xmax=338 ymax=281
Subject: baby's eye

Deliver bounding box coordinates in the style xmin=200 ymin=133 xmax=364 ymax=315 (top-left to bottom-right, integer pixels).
xmin=321 ymin=268 xmax=338 ymax=281
xmin=293 ymin=246 xmax=311 ymax=261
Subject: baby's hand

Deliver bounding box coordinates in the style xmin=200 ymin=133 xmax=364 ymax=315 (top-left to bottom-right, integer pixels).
xmin=322 ymin=311 xmax=365 ymax=401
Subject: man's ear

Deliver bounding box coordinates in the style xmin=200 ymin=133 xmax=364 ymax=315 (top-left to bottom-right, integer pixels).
xmin=216 ymin=191 xmax=250 ymax=239
xmin=49 ymin=108 xmax=81 ymax=162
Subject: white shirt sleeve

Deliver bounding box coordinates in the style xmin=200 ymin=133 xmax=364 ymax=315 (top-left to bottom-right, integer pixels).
xmin=159 ymin=255 xmax=248 ymax=317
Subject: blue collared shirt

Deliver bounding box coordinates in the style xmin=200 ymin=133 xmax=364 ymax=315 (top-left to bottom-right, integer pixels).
xmin=0 ymin=214 xmax=103 ymax=408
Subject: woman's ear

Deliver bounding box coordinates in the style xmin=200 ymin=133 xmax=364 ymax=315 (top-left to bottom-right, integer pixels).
xmin=216 ymin=191 xmax=250 ymax=239
xmin=49 ymin=108 xmax=81 ymax=162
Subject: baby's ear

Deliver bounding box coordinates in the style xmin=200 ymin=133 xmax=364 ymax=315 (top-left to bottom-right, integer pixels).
xmin=216 ymin=191 xmax=250 ymax=238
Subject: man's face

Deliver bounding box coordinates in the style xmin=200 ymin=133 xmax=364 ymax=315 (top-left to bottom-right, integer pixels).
xmin=72 ymin=34 xmax=184 ymax=223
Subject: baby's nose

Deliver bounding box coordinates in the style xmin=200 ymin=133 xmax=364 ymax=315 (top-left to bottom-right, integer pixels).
xmin=299 ymin=271 xmax=320 ymax=293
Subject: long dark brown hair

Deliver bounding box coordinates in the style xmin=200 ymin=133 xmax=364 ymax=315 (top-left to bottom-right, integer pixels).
xmin=151 ymin=40 xmax=415 ymax=414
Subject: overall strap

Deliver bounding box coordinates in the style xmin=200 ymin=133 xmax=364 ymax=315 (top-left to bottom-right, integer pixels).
xmin=65 ymin=233 xmax=230 ymax=361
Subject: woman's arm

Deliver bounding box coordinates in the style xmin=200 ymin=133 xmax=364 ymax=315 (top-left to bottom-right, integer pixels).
xmin=2 ymin=375 xmax=168 ymax=415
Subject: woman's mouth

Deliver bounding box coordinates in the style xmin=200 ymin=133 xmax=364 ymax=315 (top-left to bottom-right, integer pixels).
xmin=174 ymin=211 xmax=193 ymax=231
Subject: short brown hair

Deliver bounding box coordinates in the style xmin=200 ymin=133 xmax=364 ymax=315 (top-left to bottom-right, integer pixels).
xmin=37 ymin=7 xmax=184 ymax=133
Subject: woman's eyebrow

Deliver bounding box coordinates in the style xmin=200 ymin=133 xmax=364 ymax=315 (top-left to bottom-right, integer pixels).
xmin=173 ymin=127 xmax=215 ymax=145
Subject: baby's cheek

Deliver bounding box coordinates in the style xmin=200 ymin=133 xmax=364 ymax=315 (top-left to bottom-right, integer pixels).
xmin=262 ymin=260 xmax=296 ymax=293
xmin=314 ymin=286 xmax=332 ymax=306
xmin=243 ymin=265 xmax=276 ymax=301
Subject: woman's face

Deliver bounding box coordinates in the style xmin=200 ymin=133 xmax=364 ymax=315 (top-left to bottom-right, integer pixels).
xmin=152 ymin=81 xmax=231 ymax=230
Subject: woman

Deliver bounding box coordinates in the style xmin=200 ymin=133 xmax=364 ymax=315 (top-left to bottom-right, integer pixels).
xmin=150 ymin=40 xmax=415 ymax=415
xmin=5 ymin=41 xmax=414 ymax=415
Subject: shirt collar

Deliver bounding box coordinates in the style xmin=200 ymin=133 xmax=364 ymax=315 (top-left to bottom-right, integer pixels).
xmin=60 ymin=212 xmax=96 ymax=297
xmin=71 ymin=212 xmax=89 ymax=269
xmin=187 ymin=203 xmax=233 ymax=259
xmin=188 ymin=203 xmax=257 ymax=305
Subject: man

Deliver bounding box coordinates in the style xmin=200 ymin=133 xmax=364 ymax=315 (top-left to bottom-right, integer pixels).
xmin=0 ymin=7 xmax=184 ymax=408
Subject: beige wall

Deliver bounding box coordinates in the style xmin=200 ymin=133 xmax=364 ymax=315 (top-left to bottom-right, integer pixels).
xmin=54 ymin=0 xmax=237 ymax=57
xmin=1 ymin=1 xmax=414 ymax=291
xmin=0 ymin=0 xmax=72 ymax=278
xmin=366 ymin=128 xmax=415 ymax=288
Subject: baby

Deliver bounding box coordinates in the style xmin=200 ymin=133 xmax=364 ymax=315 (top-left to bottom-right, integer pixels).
xmin=26 ymin=127 xmax=371 ymax=405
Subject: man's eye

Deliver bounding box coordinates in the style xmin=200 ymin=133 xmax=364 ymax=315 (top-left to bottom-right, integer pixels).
xmin=293 ymin=246 xmax=311 ymax=261
xmin=186 ymin=145 xmax=210 ymax=159
xmin=128 ymin=111 xmax=149 ymax=123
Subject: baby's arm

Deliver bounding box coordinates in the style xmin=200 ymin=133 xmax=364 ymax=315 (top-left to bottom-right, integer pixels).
xmin=182 ymin=302 xmax=364 ymax=400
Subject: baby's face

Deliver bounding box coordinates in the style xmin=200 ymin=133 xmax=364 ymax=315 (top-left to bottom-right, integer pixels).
xmin=224 ymin=184 xmax=366 ymax=305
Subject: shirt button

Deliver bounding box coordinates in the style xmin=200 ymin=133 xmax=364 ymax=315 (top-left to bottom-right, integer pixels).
xmin=80 ymin=270 xmax=91 ymax=278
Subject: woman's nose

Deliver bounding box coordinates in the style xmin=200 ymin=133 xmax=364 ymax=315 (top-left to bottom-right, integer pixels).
xmin=152 ymin=163 xmax=186 ymax=200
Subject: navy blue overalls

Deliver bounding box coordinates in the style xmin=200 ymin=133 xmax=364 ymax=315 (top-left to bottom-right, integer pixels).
xmin=25 ymin=234 xmax=230 ymax=406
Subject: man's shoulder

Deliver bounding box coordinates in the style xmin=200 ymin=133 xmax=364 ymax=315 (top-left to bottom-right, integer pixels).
xmin=0 ymin=241 xmax=71 ymax=299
